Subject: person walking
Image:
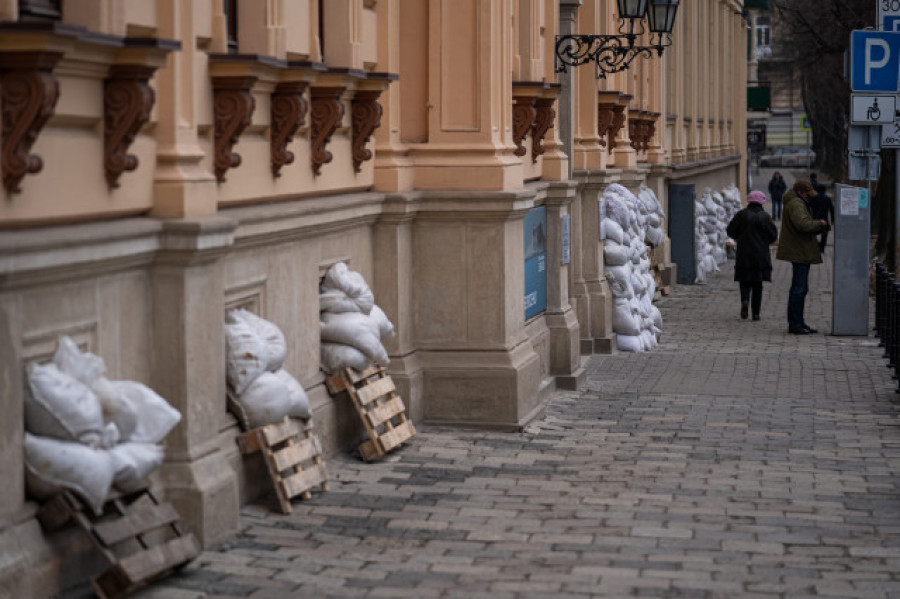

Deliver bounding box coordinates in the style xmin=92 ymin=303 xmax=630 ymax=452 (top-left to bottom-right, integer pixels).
xmin=726 ymin=190 xmax=778 ymax=321
xmin=767 ymin=171 xmax=787 ymax=220
xmin=811 ymin=183 xmax=835 ymax=252
xmin=774 ymin=180 xmax=830 ymax=334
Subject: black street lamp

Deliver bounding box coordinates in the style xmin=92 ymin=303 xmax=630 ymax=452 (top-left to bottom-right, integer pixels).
xmin=555 ymin=0 xmax=679 ymax=79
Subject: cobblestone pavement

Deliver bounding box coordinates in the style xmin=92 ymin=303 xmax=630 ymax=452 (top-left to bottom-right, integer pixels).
xmin=140 ymin=251 xmax=900 ymax=598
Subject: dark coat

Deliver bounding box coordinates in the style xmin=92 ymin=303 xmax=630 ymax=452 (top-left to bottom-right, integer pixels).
xmin=775 ymin=190 xmax=826 ymax=264
xmin=810 ymin=192 xmax=834 ymax=223
xmin=768 ymin=176 xmax=787 ymax=201
xmin=726 ymin=203 xmax=778 ymax=282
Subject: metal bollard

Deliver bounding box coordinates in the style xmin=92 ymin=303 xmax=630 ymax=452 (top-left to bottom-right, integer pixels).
xmin=891 ymin=281 xmax=900 ymax=370
xmin=875 ymin=263 xmax=886 ymax=340
xmin=886 ymin=278 xmax=897 ymax=362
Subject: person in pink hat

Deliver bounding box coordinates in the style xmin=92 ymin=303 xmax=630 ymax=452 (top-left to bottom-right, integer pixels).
xmin=726 ymin=190 xmax=778 ymax=321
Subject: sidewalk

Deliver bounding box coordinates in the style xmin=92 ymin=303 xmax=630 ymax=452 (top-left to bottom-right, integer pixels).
xmin=137 ymin=253 xmax=900 ymax=599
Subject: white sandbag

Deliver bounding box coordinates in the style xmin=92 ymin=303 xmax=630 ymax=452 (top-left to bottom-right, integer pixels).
xmin=603 ymin=240 xmax=629 ymax=266
xmin=602 ymin=218 xmax=624 ymax=244
xmin=273 ymin=369 xmax=311 ymax=420
xmin=605 ymin=264 xmax=634 ymax=299
xmin=236 ymin=309 xmax=287 ymax=373
xmin=320 ymin=311 xmax=389 ymax=366
xmin=645 ymin=213 xmax=661 ymax=228
xmin=52 ymin=336 xmax=106 ymax=388
xmin=92 ymin=377 xmax=139 ymax=442
xmin=320 ymin=342 xmax=371 ymax=373
xmin=233 ymin=371 xmax=291 ymax=429
xmin=645 ymin=226 xmax=664 ymax=247
xmin=107 ymin=380 xmax=181 ymax=444
xmin=649 ymin=304 xmax=663 ymax=329
xmin=25 ymin=362 xmax=104 ymax=444
xmin=630 ymin=272 xmax=646 ymax=295
xmin=109 ymin=443 xmax=164 ymax=493
xmin=321 ymin=262 xmax=375 ymax=315
xmin=616 ymin=334 xmax=643 ymax=353
xmin=24 ymin=433 xmax=114 ymax=515
xmin=78 ymin=421 xmax=121 ymax=451
xmin=225 ymin=310 xmax=268 ymax=395
xmin=640 ymin=329 xmax=657 ymax=350
xmin=369 ymin=305 xmax=395 ymax=340
xmin=319 ymin=287 xmax=362 ymax=314
xmin=612 ymin=299 xmax=641 ymax=336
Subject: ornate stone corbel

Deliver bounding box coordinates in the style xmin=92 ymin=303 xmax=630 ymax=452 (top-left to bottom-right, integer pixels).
xmin=310 ymin=86 xmax=344 ymax=176
xmin=608 ymin=104 xmax=626 ymax=153
xmin=512 ymin=95 xmax=537 ymax=157
xmin=104 ymin=64 xmax=157 ymax=188
xmin=212 ymin=75 xmax=257 ymax=182
xmin=645 ymin=113 xmax=659 ymax=152
xmin=351 ymin=89 xmax=383 ymax=173
xmin=270 ymin=81 xmax=308 ymax=177
xmin=629 ymin=113 xmax=643 ymax=152
xmin=597 ymin=102 xmax=615 ymax=149
xmin=531 ymin=97 xmax=556 ymax=163
xmin=0 ymin=51 xmax=62 ymax=194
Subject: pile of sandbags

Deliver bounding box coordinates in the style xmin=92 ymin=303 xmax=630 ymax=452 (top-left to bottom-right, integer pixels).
xmin=721 ymin=183 xmax=742 ymax=222
xmin=225 ymin=308 xmax=311 ymax=430
xmin=637 ymin=184 xmax=666 ymax=248
xmin=694 ymin=188 xmax=722 ymax=284
xmin=24 ymin=336 xmax=181 ymax=514
xmin=600 ymin=183 xmax=663 ymax=353
xmin=319 ymin=262 xmax=394 ymax=373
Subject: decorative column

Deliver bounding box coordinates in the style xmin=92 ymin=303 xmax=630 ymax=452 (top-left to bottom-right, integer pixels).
xmin=151 ymin=217 xmax=240 ymax=547
xmin=557 ymin=0 xmax=581 ymax=181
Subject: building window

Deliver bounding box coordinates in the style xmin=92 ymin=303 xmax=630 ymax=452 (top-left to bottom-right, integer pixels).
xmin=224 ymin=0 xmax=238 ymax=53
xmin=18 ymin=0 xmax=61 ymax=21
xmin=755 ymin=16 xmax=771 ymax=49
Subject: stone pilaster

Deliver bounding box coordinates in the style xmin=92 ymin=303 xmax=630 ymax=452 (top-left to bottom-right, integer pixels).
xmin=541 ymin=180 xmax=583 ymax=389
xmin=414 ymin=189 xmax=542 ymax=430
xmin=151 ymin=216 xmax=240 ymax=547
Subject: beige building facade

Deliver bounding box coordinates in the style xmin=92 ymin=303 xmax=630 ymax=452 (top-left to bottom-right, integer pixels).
xmin=0 ymin=0 xmax=746 ymax=594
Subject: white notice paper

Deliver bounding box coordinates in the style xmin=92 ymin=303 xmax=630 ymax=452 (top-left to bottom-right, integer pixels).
xmin=840 ymin=188 xmax=859 ymax=216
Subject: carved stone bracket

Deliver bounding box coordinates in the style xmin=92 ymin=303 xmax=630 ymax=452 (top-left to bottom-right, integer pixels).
xmin=629 ymin=112 xmax=644 ymax=152
xmin=512 ymin=95 xmax=537 ymax=157
xmin=0 ymin=51 xmax=62 ymax=194
xmin=597 ymin=103 xmax=615 ymax=149
xmin=531 ymin=97 xmax=556 ymax=163
xmin=212 ymin=75 xmax=257 ymax=182
xmin=270 ymin=81 xmax=308 ymax=177
xmin=310 ymin=86 xmax=345 ymax=176
xmin=608 ymin=104 xmax=627 ymax=154
xmin=645 ymin=112 xmax=659 ymax=152
xmin=351 ymin=89 xmax=383 ymax=173
xmin=104 ymin=64 xmax=157 ymax=188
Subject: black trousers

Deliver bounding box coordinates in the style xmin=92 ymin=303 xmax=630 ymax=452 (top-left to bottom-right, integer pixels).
xmin=740 ymin=281 xmax=763 ymax=317
xmin=819 ymin=230 xmax=829 ymax=252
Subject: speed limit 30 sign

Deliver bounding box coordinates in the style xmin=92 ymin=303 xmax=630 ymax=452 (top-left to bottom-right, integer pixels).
xmin=880 ymin=0 xmax=900 ymax=31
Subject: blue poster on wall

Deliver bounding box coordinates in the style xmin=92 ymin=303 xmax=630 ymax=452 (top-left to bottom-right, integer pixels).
xmin=524 ymin=205 xmax=547 ymax=320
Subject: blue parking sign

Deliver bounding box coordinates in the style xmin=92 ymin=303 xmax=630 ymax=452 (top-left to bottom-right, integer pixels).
xmin=851 ymin=30 xmax=900 ymax=92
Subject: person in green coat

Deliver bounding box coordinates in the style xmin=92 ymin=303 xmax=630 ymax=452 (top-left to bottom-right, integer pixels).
xmin=774 ymin=180 xmax=830 ymax=334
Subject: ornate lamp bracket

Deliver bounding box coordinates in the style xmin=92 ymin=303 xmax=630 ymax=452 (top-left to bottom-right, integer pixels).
xmin=351 ymin=89 xmax=383 ymax=173
xmin=0 ymin=51 xmax=63 ymax=194
xmin=104 ymin=64 xmax=158 ymax=188
xmin=310 ymin=86 xmax=345 ymax=176
xmin=270 ymin=81 xmax=308 ymax=177
xmin=212 ymin=75 xmax=257 ymax=182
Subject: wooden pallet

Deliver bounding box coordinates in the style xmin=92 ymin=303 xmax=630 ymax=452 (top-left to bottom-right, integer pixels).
xmin=326 ymin=366 xmax=416 ymax=461
xmin=236 ymin=416 xmax=329 ymax=513
xmin=36 ymin=486 xmax=200 ymax=599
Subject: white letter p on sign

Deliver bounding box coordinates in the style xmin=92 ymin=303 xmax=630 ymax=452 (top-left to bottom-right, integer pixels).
xmin=866 ymin=38 xmax=891 ymax=84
